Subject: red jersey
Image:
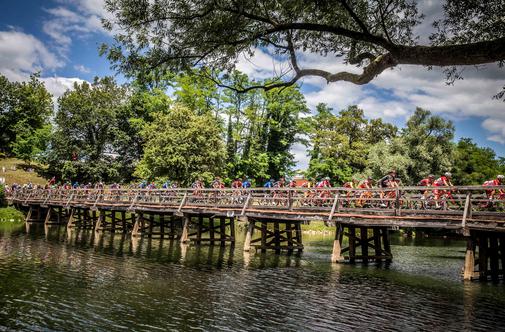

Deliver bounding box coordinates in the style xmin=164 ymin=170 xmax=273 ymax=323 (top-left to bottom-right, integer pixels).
xmin=316 ymin=180 xmax=331 ymax=188
xmin=483 ymin=179 xmax=500 ymax=187
xmin=231 ymin=180 xmax=242 ymax=188
xmin=343 ymin=182 xmax=354 ymax=188
xmin=434 ymin=176 xmax=448 ymax=186
xmin=358 ymin=181 xmax=372 ymax=189
xmin=418 ymin=178 xmax=432 ymax=186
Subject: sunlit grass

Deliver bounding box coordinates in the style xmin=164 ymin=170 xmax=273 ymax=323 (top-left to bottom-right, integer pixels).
xmin=0 ymin=158 xmax=47 ymax=186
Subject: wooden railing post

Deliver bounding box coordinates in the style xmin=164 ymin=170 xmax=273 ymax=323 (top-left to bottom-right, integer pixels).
xmin=395 ymin=188 xmax=400 ymax=216
xmin=328 ymin=193 xmax=340 ymax=222
xmin=462 ymin=192 xmax=472 ymax=236
xmin=241 ymin=193 xmax=252 ymax=216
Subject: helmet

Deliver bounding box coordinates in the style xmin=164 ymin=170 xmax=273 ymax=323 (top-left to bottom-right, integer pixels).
xmin=497 ymin=175 xmax=505 ymax=180
xmin=444 ymin=172 xmax=452 ymax=178
xmin=428 ymin=174 xmax=435 ymax=179
xmin=389 ymin=169 xmax=396 ymax=174
xmin=324 ymin=177 xmax=330 ymax=180
xmin=367 ymin=176 xmax=373 ymax=181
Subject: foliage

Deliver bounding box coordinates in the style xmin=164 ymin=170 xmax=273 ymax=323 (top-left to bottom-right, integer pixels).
xmin=401 ymin=108 xmax=454 ymax=183
xmin=304 ymin=103 xmax=398 ymax=183
xmin=135 ymin=104 xmax=226 ymax=185
xmin=365 ymin=138 xmax=413 ymax=184
xmin=102 ymin=0 xmax=505 ymax=94
xmin=452 ymin=138 xmax=505 ymax=185
xmin=11 ymin=125 xmax=51 ymax=165
xmin=0 ymin=207 xmax=25 ymax=223
xmin=0 ymin=74 xmax=53 ymax=157
xmin=45 ymin=77 xmax=129 ymax=183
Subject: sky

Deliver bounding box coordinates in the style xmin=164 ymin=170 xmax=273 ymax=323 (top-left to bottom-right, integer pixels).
xmin=1 ymin=0 xmax=505 ymax=170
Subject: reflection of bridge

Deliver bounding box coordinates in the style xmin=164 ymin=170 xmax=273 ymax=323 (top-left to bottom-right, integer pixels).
xmin=7 ymin=186 xmax=505 ymax=281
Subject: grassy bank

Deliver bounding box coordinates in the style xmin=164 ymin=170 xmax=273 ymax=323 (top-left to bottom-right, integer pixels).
xmin=0 ymin=158 xmax=47 ymax=185
xmin=0 ymin=207 xmax=25 ymax=223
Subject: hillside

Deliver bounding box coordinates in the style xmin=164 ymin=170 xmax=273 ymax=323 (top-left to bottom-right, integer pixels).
xmin=0 ymin=158 xmax=48 ymax=186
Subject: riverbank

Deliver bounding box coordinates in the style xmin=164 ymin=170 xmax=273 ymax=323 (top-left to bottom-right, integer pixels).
xmin=0 ymin=207 xmax=25 ymax=223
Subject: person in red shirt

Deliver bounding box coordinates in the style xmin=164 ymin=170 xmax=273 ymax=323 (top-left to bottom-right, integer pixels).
xmin=356 ymin=177 xmax=374 ymax=207
xmin=418 ymin=174 xmax=435 ymax=199
xmin=483 ymin=175 xmax=505 ymax=200
xmin=231 ymin=178 xmax=242 ymax=189
xmin=433 ymin=172 xmax=454 ymax=206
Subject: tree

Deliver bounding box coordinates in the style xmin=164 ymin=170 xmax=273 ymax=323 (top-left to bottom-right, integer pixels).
xmin=11 ymin=125 xmax=51 ymax=165
xmin=102 ymin=0 xmax=505 ymax=95
xmin=304 ymin=104 xmax=395 ymax=182
xmin=135 ymin=104 xmax=225 ymax=184
xmin=46 ymin=77 xmax=128 ymax=183
xmin=401 ymin=108 xmax=454 ymax=182
xmin=0 ymin=74 xmax=53 ymax=156
xmin=365 ymin=138 xmax=413 ymax=184
xmin=452 ymin=138 xmax=505 ymax=185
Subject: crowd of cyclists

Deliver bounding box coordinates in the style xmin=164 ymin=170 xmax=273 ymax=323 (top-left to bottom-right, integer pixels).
xmin=5 ymin=170 xmax=505 ymax=210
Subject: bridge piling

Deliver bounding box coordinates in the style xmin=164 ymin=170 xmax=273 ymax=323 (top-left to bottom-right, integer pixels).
xmin=464 ymin=231 xmax=505 ymax=281
xmin=332 ymin=225 xmax=393 ymax=264
xmin=248 ymin=219 xmax=303 ymax=253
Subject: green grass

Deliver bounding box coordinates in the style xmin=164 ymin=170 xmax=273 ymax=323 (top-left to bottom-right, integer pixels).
xmin=301 ymin=220 xmax=333 ymax=233
xmin=0 ymin=207 xmax=25 ymax=223
xmin=0 ymin=158 xmax=48 ymax=186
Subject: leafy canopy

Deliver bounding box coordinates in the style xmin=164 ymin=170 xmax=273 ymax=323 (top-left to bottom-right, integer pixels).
xmin=102 ymin=0 xmax=505 ymax=94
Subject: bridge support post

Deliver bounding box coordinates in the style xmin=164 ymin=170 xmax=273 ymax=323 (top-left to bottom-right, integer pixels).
xmin=331 ymin=223 xmax=345 ymax=263
xmin=334 ymin=225 xmax=392 ymax=264
xmin=247 ymin=219 xmax=303 ymax=253
xmin=243 ymin=218 xmax=254 ymax=252
xmin=186 ymin=215 xmax=236 ymax=245
xmin=180 ymin=214 xmax=190 ymax=243
xmin=463 ymin=237 xmax=476 ymax=281
xmin=464 ymin=231 xmax=505 ymax=281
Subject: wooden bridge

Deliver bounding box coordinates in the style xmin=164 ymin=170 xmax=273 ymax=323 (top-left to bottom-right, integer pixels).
xmin=6 ymin=185 xmax=505 ymax=281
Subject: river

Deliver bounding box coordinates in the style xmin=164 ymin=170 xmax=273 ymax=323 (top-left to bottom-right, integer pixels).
xmin=1 ymin=224 xmax=505 ymax=331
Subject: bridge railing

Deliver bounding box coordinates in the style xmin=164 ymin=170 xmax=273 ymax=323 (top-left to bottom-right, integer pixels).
xmin=6 ymin=186 xmax=505 ymax=217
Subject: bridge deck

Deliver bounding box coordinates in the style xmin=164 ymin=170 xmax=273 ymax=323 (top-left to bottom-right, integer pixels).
xmin=7 ymin=186 xmax=505 ymax=231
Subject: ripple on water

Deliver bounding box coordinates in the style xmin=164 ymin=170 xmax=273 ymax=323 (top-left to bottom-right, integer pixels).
xmin=1 ymin=228 xmax=505 ymax=331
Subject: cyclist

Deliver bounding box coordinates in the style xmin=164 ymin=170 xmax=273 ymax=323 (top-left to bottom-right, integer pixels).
xmin=242 ymin=177 xmax=252 ymax=189
xmin=378 ymin=170 xmax=396 ymax=205
xmin=418 ymin=174 xmax=435 ymax=200
xmin=264 ymin=179 xmax=275 ymax=188
xmin=212 ymin=177 xmax=225 ymax=189
xmin=231 ymin=177 xmax=242 ymax=189
xmin=483 ymin=175 xmax=505 ymax=200
xmin=433 ymin=172 xmax=454 ymax=208
xmin=356 ymin=177 xmax=374 ymax=207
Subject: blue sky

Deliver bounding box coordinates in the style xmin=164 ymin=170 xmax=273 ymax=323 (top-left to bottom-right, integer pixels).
xmin=1 ymin=0 xmax=505 ymax=169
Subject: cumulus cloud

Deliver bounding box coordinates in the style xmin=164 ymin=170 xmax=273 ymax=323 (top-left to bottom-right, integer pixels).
xmin=74 ymin=64 xmax=91 ymax=73
xmin=233 ymin=44 xmax=505 ymax=169
xmin=42 ymin=77 xmax=86 ymax=100
xmin=43 ymin=0 xmax=110 ymax=56
xmin=0 ymin=30 xmax=63 ymax=81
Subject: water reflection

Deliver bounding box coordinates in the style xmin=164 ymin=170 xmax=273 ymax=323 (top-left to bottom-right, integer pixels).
xmin=2 ymin=225 xmax=505 ymax=331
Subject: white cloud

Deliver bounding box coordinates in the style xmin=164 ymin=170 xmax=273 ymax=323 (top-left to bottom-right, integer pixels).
xmin=42 ymin=77 xmax=85 ymax=100
xmin=236 ymin=48 xmax=290 ymax=81
xmin=0 ymin=30 xmax=63 ymax=81
xmin=235 ymin=46 xmax=505 ymax=169
xmin=43 ymin=1 xmax=110 ymax=55
xmin=74 ymin=64 xmax=91 ymax=73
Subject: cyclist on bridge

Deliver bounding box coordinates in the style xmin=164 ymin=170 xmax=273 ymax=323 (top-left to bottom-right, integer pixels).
xmin=433 ymin=172 xmax=454 ymax=208
xmin=483 ymin=175 xmax=505 ymax=200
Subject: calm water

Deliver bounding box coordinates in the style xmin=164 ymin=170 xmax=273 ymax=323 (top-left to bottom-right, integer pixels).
xmin=1 ymin=224 xmax=505 ymax=331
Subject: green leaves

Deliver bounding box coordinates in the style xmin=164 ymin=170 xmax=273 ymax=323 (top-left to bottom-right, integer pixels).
xmin=135 ymin=104 xmax=225 ymax=184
